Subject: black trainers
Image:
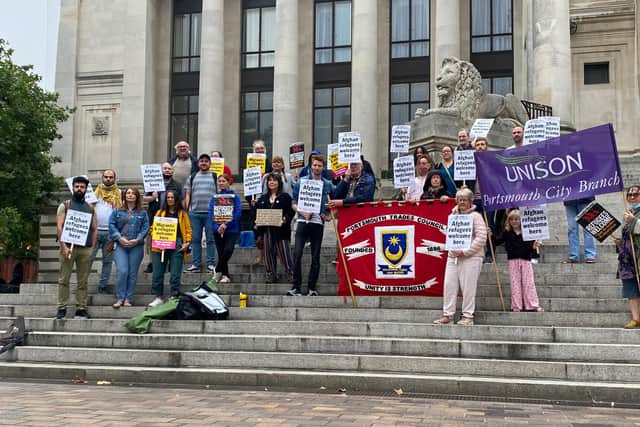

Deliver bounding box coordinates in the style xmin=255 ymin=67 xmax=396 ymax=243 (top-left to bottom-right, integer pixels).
xmin=74 ymin=309 xmax=90 ymax=319
xmin=286 ymin=288 xmax=302 ymax=296
xmin=55 ymin=308 xmax=66 ymax=319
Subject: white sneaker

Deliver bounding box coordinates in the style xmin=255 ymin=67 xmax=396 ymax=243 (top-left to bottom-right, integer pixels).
xmin=148 ymin=297 xmax=164 ymax=308
xmin=219 ymin=275 xmax=231 ymax=283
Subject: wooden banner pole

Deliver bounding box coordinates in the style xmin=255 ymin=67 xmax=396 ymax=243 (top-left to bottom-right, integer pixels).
xmin=328 ymin=196 xmax=357 ymax=308
xmin=483 ymin=211 xmax=506 ymax=311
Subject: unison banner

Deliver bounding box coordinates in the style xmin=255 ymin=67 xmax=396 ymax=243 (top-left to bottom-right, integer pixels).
xmin=335 ymin=200 xmax=452 ymax=296
xmin=475 ymin=124 xmax=623 ymax=211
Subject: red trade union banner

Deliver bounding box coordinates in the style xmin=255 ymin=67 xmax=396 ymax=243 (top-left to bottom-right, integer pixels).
xmin=336 ymin=200 xmax=452 ymax=296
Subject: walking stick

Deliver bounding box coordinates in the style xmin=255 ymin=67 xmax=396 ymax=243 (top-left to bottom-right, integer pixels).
xmin=483 ymin=211 xmax=506 ymax=311
xmin=621 ymin=192 xmax=640 ymax=291
xmin=328 ymin=196 xmax=357 ymax=308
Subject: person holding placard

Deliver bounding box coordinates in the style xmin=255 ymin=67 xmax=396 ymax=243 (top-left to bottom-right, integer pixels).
xmin=492 ymin=210 xmax=543 ymax=312
xmin=563 ymin=196 xmax=597 ymax=264
xmin=256 ymin=173 xmax=296 ymax=283
xmin=612 ymin=186 xmax=640 ymax=329
xmin=265 ymin=155 xmax=296 ymax=196
xmin=246 ymin=140 xmax=272 ymax=265
xmin=456 ymin=129 xmax=473 ymax=151
xmin=433 ymin=188 xmax=487 ymax=326
xmin=406 ymin=154 xmax=434 ymax=201
xmin=420 ymin=170 xmax=452 ymax=201
xmin=211 ymin=150 xmax=233 ymax=184
xmin=328 ymin=158 xmax=376 ymax=209
xmin=148 ymin=190 xmax=192 ymax=307
xmin=436 ymin=145 xmax=458 ymax=197
xmin=55 ymin=176 xmax=98 ymax=319
xmin=109 ymin=187 xmax=150 ymax=308
xmin=507 ymin=126 xmax=524 ymax=149
xmin=209 ymin=174 xmax=242 ymax=284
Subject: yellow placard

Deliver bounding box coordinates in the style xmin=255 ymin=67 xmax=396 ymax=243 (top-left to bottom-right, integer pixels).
xmin=210 ymin=157 xmax=225 ymax=176
xmin=246 ymin=153 xmax=267 ymax=174
xmin=328 ymin=147 xmax=348 ymax=177
xmin=151 ymin=217 xmax=178 ymax=250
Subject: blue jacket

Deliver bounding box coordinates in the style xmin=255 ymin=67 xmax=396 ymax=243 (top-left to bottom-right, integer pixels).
xmin=109 ymin=208 xmax=150 ymax=243
xmin=293 ymin=175 xmax=334 ymax=215
xmin=333 ymin=170 xmax=376 ymax=205
xmin=208 ymin=188 xmax=242 ymax=234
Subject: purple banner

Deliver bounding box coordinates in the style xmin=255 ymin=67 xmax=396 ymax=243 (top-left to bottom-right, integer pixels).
xmin=475 ymin=124 xmax=623 ymax=211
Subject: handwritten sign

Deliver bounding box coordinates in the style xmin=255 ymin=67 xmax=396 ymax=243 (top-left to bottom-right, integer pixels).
xmin=297 ymin=179 xmax=324 ymax=214
xmin=65 ymin=176 xmax=97 ymax=204
xmin=140 ymin=164 xmax=166 ymax=193
xmin=520 ymin=205 xmax=549 ymax=241
xmin=469 ymin=118 xmax=495 ymax=139
xmin=210 ymin=157 xmax=225 ymax=176
xmin=246 ymin=153 xmax=267 ymax=174
xmin=213 ymin=194 xmax=235 ymax=223
xmin=151 ymin=216 xmax=178 ymax=250
xmin=328 ymin=143 xmax=348 ymax=177
xmin=445 ymin=214 xmax=473 ymax=251
xmin=338 ymin=131 xmax=361 ymax=164
xmin=289 ymin=142 xmax=305 ymax=169
xmin=60 ymin=209 xmax=93 ymax=246
xmin=243 ymin=166 xmax=262 ymax=196
xmin=390 ymin=125 xmax=411 ymax=153
xmin=454 ymin=150 xmax=476 ymax=180
xmin=255 ymin=209 xmax=284 ymax=227
xmin=393 ymin=155 xmax=415 ymax=189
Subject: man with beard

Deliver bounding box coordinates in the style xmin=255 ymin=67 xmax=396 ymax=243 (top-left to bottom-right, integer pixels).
xmin=55 ymin=176 xmax=98 ymax=319
xmin=90 ymin=169 xmax=121 ymax=293
xmin=142 ymin=163 xmax=183 ymax=273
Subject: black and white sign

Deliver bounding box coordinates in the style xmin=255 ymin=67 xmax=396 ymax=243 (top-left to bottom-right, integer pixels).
xmin=454 ymin=150 xmax=476 ymax=180
xmin=338 ymin=131 xmax=361 ymax=163
xmin=520 ymin=205 xmax=549 ymax=241
xmin=523 ymin=118 xmax=547 ymax=145
xmin=543 ymin=116 xmax=561 ymax=139
xmin=390 ymin=125 xmax=411 ymax=153
xmin=469 ymin=118 xmax=495 ymax=139
xmin=393 ymin=155 xmax=415 ymax=189
xmin=60 ymin=209 xmax=93 ymax=246
xmin=296 ymin=179 xmax=324 ymax=214
xmin=140 ymin=164 xmax=166 ymax=193
xmin=445 ymin=214 xmax=473 ymax=251
xmin=243 ymin=166 xmax=262 ymax=196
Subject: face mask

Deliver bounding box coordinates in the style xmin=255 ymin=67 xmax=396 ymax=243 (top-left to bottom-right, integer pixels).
xmin=73 ymin=191 xmax=85 ymax=201
xmin=631 ymin=203 xmax=640 ymax=210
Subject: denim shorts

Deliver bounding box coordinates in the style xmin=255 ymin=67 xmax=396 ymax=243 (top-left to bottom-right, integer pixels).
xmin=622 ymin=278 xmax=640 ymax=299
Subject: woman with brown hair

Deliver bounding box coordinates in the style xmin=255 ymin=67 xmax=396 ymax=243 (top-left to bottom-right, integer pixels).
xmin=109 ymin=187 xmax=149 ymax=307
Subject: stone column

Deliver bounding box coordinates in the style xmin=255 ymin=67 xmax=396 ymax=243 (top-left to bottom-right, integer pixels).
xmin=351 ymin=0 xmax=379 ymax=171
xmin=433 ymin=0 xmax=461 ymax=107
xmin=532 ymin=0 xmax=573 ymax=126
xmin=272 ymin=0 xmax=299 ymax=160
xmin=198 ymin=0 xmax=225 ymax=155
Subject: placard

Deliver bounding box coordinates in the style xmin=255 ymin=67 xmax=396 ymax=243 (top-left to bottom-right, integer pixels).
xmin=296 ymin=179 xmax=324 ymax=214
xmin=543 ymin=116 xmax=561 ymax=139
xmin=445 ymin=214 xmax=473 ymax=251
xmin=140 ymin=164 xmax=166 ymax=193
xmin=255 ymin=208 xmax=284 ymax=227
xmin=328 ymin=143 xmax=348 ymax=177
xmin=60 ymin=209 xmax=93 ymax=246
xmin=520 ymin=205 xmax=549 ymax=241
xmin=453 ymin=150 xmax=476 ymax=180
xmin=151 ymin=216 xmax=178 ymax=250
xmin=289 ymin=142 xmax=305 ymax=169
xmin=338 ymin=131 xmax=361 ymax=164
xmin=390 ymin=125 xmax=411 ymax=153
xmin=469 ymin=118 xmax=495 ymax=139
xmin=243 ymin=167 xmax=263 ymax=196
xmin=213 ymin=194 xmax=235 ymax=223
xmin=393 ymin=155 xmax=415 ymax=189
xmin=576 ymin=201 xmax=621 ymax=243
xmin=523 ymin=118 xmax=547 ymax=145
xmin=209 ymin=157 xmax=225 ymax=176
xmin=65 ymin=176 xmax=97 ymax=204
xmin=246 ymin=153 xmax=267 ymax=174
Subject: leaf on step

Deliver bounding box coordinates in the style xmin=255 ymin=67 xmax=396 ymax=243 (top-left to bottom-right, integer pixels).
xmin=96 ymin=380 xmax=111 ymax=385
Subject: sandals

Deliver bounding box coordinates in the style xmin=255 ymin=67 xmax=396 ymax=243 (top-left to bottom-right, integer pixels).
xmin=432 ymin=316 xmax=452 ymax=324
xmin=112 ymin=300 xmax=123 ymax=308
xmin=123 ymin=301 xmax=132 ymax=307
xmin=562 ymin=259 xmax=578 ymax=264
xmin=584 ymin=259 xmax=596 ymax=264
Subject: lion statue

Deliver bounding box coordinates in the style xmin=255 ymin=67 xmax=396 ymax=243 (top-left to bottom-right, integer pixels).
xmin=417 ymin=57 xmax=529 ymax=127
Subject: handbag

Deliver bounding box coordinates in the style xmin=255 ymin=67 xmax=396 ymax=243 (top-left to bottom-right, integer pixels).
xmin=106 ymin=240 xmax=115 ymax=252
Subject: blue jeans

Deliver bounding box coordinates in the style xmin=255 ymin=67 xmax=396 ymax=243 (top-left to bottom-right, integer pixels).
xmin=89 ymin=229 xmax=114 ymax=290
xmin=565 ymin=202 xmax=597 ymax=261
xmin=189 ymin=212 xmax=216 ymax=267
xmin=114 ymin=243 xmax=144 ymax=302
xmin=151 ymin=237 xmax=184 ymax=297
xmin=292 ymin=222 xmax=324 ymax=292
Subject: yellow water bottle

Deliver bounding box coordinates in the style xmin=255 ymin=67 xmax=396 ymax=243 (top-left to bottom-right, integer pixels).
xmin=239 ymin=292 xmax=247 ymax=308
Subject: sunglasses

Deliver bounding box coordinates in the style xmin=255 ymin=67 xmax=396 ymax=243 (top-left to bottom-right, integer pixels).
xmin=628 ymin=193 xmax=640 ymax=198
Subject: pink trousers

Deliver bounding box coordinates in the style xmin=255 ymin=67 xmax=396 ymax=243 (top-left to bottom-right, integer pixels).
xmin=442 ymin=256 xmax=483 ymax=318
xmin=508 ymin=258 xmax=541 ymax=311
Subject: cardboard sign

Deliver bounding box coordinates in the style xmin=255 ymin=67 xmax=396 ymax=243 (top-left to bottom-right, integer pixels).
xmin=213 ymin=194 xmax=235 ymax=223
xmin=390 ymin=125 xmax=411 ymax=153
xmin=151 ymin=216 xmax=178 ymax=250
xmin=576 ymin=201 xmax=621 ymax=243
xmin=393 ymin=155 xmax=415 ymax=189
xmin=296 ymin=179 xmax=324 ymax=214
xmin=209 ymin=157 xmax=225 ymax=176
xmin=328 ymin=143 xmax=348 ymax=177
xmin=65 ymin=176 xmax=97 ymax=204
xmin=454 ymin=150 xmax=477 ymax=180
xmin=243 ymin=167 xmax=263 ymax=196
xmin=60 ymin=209 xmax=93 ymax=246
xmin=255 ymin=208 xmax=284 ymax=227
xmin=289 ymin=142 xmax=305 ymax=169
xmin=445 ymin=214 xmax=473 ymax=251
xmin=246 ymin=153 xmax=267 ymax=174
xmin=469 ymin=118 xmax=495 ymax=139
xmin=338 ymin=131 xmax=361 ymax=164
xmin=140 ymin=164 xmax=166 ymax=193
xmin=520 ymin=205 xmax=549 ymax=241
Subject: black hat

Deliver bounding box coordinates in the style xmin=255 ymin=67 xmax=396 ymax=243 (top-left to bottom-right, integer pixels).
xmin=426 ymin=170 xmax=444 ymax=183
xmin=72 ymin=175 xmax=90 ymax=186
xmin=198 ymin=153 xmax=211 ymax=161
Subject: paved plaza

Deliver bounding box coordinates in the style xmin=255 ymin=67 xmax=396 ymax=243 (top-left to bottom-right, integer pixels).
xmin=0 ymin=381 xmax=639 ymax=426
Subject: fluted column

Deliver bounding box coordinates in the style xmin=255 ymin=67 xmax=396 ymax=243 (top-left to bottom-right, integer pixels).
xmin=272 ymin=0 xmax=299 ymax=159
xmin=433 ymin=0 xmax=461 ymax=107
xmin=198 ymin=0 xmax=225 ymax=154
xmin=351 ymin=0 xmax=379 ymax=171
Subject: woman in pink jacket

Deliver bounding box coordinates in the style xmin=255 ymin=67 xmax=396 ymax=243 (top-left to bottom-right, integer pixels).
xmin=433 ymin=188 xmax=487 ymax=326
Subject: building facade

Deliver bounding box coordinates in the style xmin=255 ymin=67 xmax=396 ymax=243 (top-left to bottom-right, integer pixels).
xmin=54 ymin=0 xmax=640 ymax=181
